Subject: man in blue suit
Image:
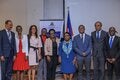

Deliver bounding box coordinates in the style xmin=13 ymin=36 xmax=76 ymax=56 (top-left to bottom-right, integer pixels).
xmin=73 ymin=25 xmax=92 ymax=80
xmin=0 ymin=20 xmax=16 ymax=80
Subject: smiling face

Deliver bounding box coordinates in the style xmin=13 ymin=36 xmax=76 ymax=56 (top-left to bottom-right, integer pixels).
xmin=78 ymin=25 xmax=85 ymax=34
xmin=49 ymin=30 xmax=55 ymax=38
xmin=16 ymin=26 xmax=22 ymax=34
xmin=109 ymin=27 xmax=116 ymax=36
xmin=64 ymin=32 xmax=70 ymax=41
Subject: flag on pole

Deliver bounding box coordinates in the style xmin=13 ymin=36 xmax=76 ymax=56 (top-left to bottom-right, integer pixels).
xmin=66 ymin=9 xmax=73 ymax=36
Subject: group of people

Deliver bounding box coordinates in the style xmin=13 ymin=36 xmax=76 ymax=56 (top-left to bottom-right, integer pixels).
xmin=0 ymin=20 xmax=120 ymax=80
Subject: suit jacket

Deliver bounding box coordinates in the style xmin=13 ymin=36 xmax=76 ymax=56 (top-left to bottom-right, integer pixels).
xmin=91 ymin=30 xmax=107 ymax=57
xmin=105 ymin=35 xmax=120 ymax=61
xmin=0 ymin=29 xmax=16 ymax=57
xmin=73 ymin=34 xmax=92 ymax=59
xmin=44 ymin=38 xmax=60 ymax=56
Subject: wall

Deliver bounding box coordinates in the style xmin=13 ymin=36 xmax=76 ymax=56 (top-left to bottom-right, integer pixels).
xmin=65 ymin=0 xmax=120 ymax=36
xmin=44 ymin=0 xmax=63 ymax=19
xmin=0 ymin=0 xmax=44 ymax=34
xmin=0 ymin=0 xmax=120 ymax=36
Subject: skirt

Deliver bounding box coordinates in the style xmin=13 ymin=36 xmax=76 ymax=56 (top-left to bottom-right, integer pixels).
xmin=13 ymin=52 xmax=30 ymax=71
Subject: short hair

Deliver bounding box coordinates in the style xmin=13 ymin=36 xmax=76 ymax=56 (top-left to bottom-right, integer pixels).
xmin=78 ymin=25 xmax=85 ymax=30
xmin=49 ymin=29 xmax=55 ymax=34
xmin=109 ymin=27 xmax=117 ymax=33
xmin=5 ymin=20 xmax=12 ymax=24
xmin=16 ymin=25 xmax=22 ymax=31
xmin=41 ymin=28 xmax=47 ymax=32
xmin=94 ymin=21 xmax=102 ymax=27
xmin=64 ymin=32 xmax=71 ymax=39
xmin=64 ymin=32 xmax=71 ymax=37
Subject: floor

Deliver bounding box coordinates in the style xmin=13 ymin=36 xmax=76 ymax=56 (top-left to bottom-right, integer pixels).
xmin=10 ymin=65 xmax=117 ymax=80
xmin=12 ymin=70 xmax=116 ymax=80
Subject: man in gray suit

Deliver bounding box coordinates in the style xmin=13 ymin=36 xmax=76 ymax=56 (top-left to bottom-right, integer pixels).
xmin=73 ymin=25 xmax=92 ymax=80
xmin=91 ymin=21 xmax=107 ymax=80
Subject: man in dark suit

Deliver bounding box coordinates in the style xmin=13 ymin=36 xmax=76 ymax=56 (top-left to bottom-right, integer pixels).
xmin=91 ymin=21 xmax=107 ymax=80
xmin=0 ymin=20 xmax=16 ymax=80
xmin=73 ymin=25 xmax=92 ymax=80
xmin=105 ymin=27 xmax=120 ymax=80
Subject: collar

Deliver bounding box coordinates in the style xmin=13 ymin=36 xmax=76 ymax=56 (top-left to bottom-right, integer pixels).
xmin=109 ymin=35 xmax=115 ymax=39
xmin=5 ymin=29 xmax=11 ymax=32
xmin=96 ymin=30 xmax=102 ymax=33
xmin=79 ymin=33 xmax=85 ymax=37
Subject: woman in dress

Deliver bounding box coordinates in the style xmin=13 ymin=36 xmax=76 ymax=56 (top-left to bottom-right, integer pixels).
xmin=28 ymin=25 xmax=42 ymax=80
xmin=58 ymin=32 xmax=76 ymax=80
xmin=13 ymin=25 xmax=29 ymax=80
xmin=44 ymin=29 xmax=60 ymax=80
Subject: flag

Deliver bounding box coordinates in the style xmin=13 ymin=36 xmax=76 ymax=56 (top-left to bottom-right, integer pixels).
xmin=66 ymin=10 xmax=73 ymax=36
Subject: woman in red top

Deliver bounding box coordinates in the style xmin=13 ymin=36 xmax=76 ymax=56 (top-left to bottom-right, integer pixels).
xmin=13 ymin=25 xmax=29 ymax=80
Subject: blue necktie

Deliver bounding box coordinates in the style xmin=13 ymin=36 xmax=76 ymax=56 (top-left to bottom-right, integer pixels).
xmin=96 ymin=31 xmax=99 ymax=39
xmin=109 ymin=37 xmax=113 ymax=48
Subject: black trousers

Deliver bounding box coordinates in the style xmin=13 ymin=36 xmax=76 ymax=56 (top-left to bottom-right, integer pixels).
xmin=107 ymin=60 xmax=120 ymax=80
xmin=1 ymin=56 xmax=14 ymax=80
xmin=46 ymin=56 xmax=58 ymax=80
xmin=93 ymin=56 xmax=105 ymax=80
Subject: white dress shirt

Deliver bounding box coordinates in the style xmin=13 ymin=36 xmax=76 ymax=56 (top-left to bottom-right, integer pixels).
xmin=96 ymin=30 xmax=102 ymax=38
xmin=5 ymin=29 xmax=11 ymax=40
xmin=79 ymin=33 xmax=85 ymax=43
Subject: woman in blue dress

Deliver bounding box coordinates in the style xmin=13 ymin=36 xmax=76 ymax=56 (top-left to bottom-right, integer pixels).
xmin=59 ymin=32 xmax=76 ymax=80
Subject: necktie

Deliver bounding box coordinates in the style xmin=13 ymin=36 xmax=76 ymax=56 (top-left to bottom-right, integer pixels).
xmin=96 ymin=31 xmax=99 ymax=39
xmin=109 ymin=37 xmax=113 ymax=48
xmin=8 ymin=31 xmax=11 ymax=41
xmin=81 ymin=34 xmax=84 ymax=43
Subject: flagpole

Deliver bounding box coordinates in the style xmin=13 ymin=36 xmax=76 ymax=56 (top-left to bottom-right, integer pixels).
xmin=66 ymin=6 xmax=69 ymax=32
xmin=66 ymin=7 xmax=73 ymax=37
xmin=67 ymin=6 xmax=69 ymax=12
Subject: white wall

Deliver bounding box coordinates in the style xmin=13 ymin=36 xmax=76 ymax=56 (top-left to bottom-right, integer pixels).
xmin=27 ymin=0 xmax=44 ymax=29
xmin=0 ymin=0 xmax=44 ymax=34
xmin=65 ymin=0 xmax=120 ymax=36
xmin=0 ymin=0 xmax=27 ymax=33
xmin=44 ymin=0 xmax=63 ymax=19
xmin=1 ymin=0 xmax=120 ymax=36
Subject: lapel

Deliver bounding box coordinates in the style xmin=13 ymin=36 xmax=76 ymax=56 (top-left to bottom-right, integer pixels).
xmin=93 ymin=31 xmax=97 ymax=40
xmin=3 ymin=29 xmax=12 ymax=44
xmin=99 ymin=30 xmax=104 ymax=40
xmin=94 ymin=30 xmax=104 ymax=41
xmin=77 ymin=34 xmax=84 ymax=45
xmin=108 ymin=36 xmax=117 ymax=49
xmin=84 ymin=34 xmax=87 ymax=44
xmin=111 ymin=36 xmax=117 ymax=48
